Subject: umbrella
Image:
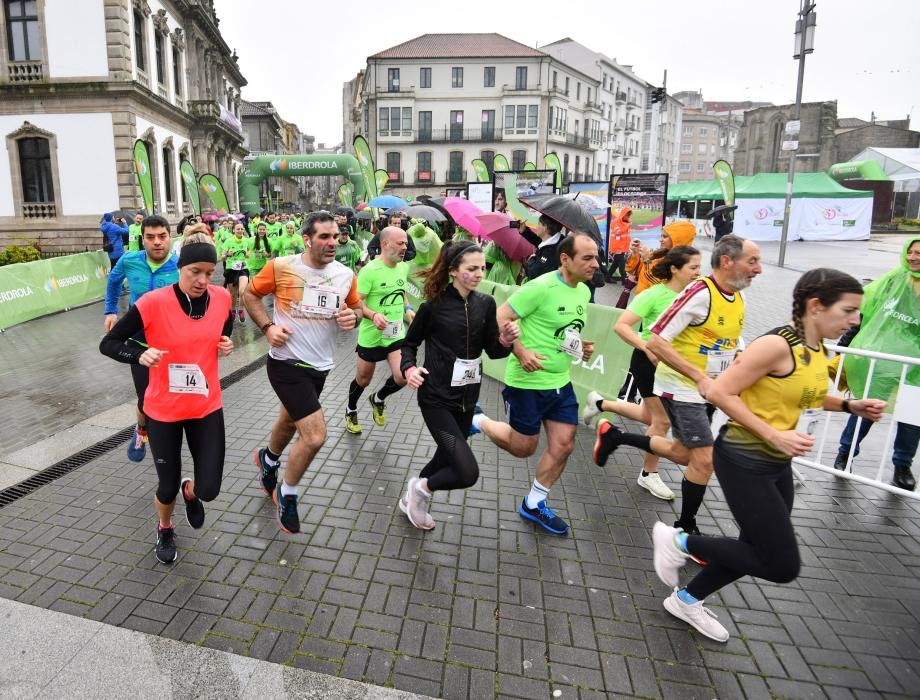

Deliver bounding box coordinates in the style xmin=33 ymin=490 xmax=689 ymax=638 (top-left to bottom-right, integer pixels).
xmin=384 ymin=205 xmax=411 ymax=216
xmin=521 ymin=194 xmax=601 ymax=238
xmin=476 ymin=212 xmax=535 ymax=262
xmin=355 ymin=209 xmax=375 ymax=220
xmin=443 ymin=197 xmax=486 ymax=236
xmin=704 ymin=204 xmax=738 ymax=219
xmin=356 ymin=202 xmax=369 ymax=211
xmin=368 ymin=194 xmax=408 ymax=209
xmin=414 ymin=195 xmax=453 ymax=222
xmin=333 ymin=206 xmax=355 ymax=216
xmin=402 ymin=203 xmax=447 ymax=223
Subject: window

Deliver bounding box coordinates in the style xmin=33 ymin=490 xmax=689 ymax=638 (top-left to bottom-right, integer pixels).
xmin=516 ymin=105 xmax=526 ymax=129
xmin=504 ymin=106 xmax=514 ymax=130
xmin=172 ymin=45 xmax=182 ymax=96
xmin=512 ymin=150 xmax=527 ymax=170
xmin=480 ymin=150 xmax=494 ymax=175
xmin=386 ymin=152 xmax=400 ymax=180
xmin=576 ymin=82 xmax=581 ymax=100
xmin=682 ymin=126 xmax=692 ymax=137
xmin=387 ymin=67 xmax=400 ymax=91
xmin=587 ymin=87 xmax=591 ymax=104
xmin=564 ymin=76 xmax=570 ymax=95
xmin=18 ymin=137 xmax=53 ymax=203
xmin=698 ymin=143 xmax=706 ymax=154
xmin=515 ymin=66 xmax=527 ymax=89
xmin=378 ymin=107 xmax=389 ymax=132
xmin=699 ymin=127 xmax=708 ymax=136
xmin=450 ymin=110 xmax=463 ymax=140
xmin=448 ymin=151 xmax=463 ymax=181
xmin=162 ymin=147 xmax=174 ymax=203
xmin=552 ymin=71 xmax=558 ymax=88
xmin=419 ymin=67 xmax=431 ymax=88
xmin=154 ymin=31 xmax=165 ymax=84
xmin=401 ymin=107 xmax=411 ymax=130
xmin=451 ymin=67 xmax=463 ymax=88
xmin=417 ymin=152 xmax=432 ymax=181
xmin=484 ymin=66 xmax=495 ymax=87
xmin=679 ymin=162 xmax=691 ymax=173
xmin=418 ymin=111 xmax=432 ymax=140
xmin=481 ymin=110 xmax=495 ymax=139
xmin=681 ymin=143 xmax=692 ymax=154
xmin=6 ymin=0 xmax=40 ymax=60
xmin=574 ymin=156 xmax=580 ymax=179
xmin=697 ymin=162 xmax=706 ymax=172
xmin=527 ymin=105 xmax=538 ymax=129
xmin=133 ymin=10 xmax=146 ymax=71
xmin=711 ymin=144 xmax=717 ymax=154
xmin=574 ymin=119 xmax=579 ymax=136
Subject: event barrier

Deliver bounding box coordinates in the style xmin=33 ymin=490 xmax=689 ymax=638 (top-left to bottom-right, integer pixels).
xmin=794 ymin=343 xmax=920 ymax=500
xmin=0 ymin=251 xmax=110 ymax=331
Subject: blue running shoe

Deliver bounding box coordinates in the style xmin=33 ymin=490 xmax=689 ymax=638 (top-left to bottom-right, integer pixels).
xmin=127 ymin=426 xmax=147 ymax=462
xmin=254 ymin=448 xmax=278 ymax=496
xmin=518 ymin=498 xmax=569 ymax=535
xmin=273 ymin=483 xmax=301 ymax=534
xmin=469 ymin=403 xmax=483 ymax=437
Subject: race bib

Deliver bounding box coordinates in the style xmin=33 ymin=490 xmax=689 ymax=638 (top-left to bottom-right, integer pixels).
xmin=559 ymin=327 xmax=583 ymax=359
xmin=168 ymin=363 xmax=208 ymax=396
xmin=229 ymin=260 xmax=245 ymax=271
xmin=382 ymin=319 xmax=403 ymax=339
xmin=298 ymin=285 xmax=340 ymax=318
xmin=451 ymin=357 xmax=482 ymax=387
xmin=705 ymin=349 xmax=736 ymax=378
xmin=795 ymin=408 xmax=825 ymax=436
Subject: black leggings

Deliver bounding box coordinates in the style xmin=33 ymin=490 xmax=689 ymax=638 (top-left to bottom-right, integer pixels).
xmin=418 ymin=404 xmax=478 ymax=492
xmin=147 ymin=409 xmax=225 ymax=505
xmin=684 ymin=438 xmax=800 ymax=600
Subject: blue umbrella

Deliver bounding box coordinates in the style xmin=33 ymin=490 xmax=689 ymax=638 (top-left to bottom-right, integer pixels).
xmin=368 ymin=194 xmax=408 ymax=209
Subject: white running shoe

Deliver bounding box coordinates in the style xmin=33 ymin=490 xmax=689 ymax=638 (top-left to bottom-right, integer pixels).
xmin=399 ymin=491 xmax=435 ymax=529
xmin=652 ymin=521 xmax=688 ymax=588
xmin=663 ymin=590 xmax=729 ymax=643
xmin=404 ymin=478 xmax=435 ymax=530
xmin=582 ymin=390 xmax=604 ymax=426
xmin=638 ymin=471 xmax=675 ymax=501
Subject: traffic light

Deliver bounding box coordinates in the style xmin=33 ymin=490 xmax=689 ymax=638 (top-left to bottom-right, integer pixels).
xmin=650 ymin=87 xmax=667 ymax=104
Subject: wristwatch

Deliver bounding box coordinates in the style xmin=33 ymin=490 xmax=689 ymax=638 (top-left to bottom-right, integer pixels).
xmin=261 ymin=321 xmax=274 ymax=334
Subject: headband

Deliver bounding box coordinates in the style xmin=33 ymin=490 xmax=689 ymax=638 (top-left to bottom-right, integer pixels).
xmin=178 ymin=242 xmax=217 ymax=268
xmin=446 ymin=240 xmax=480 ymax=268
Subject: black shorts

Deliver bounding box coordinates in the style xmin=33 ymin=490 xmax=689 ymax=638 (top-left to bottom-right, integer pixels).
xmin=629 ymin=348 xmax=657 ymax=399
xmin=266 ymin=356 xmax=329 ymax=421
xmin=223 ymin=268 xmax=249 ymax=287
xmin=356 ymin=339 xmax=403 ymax=363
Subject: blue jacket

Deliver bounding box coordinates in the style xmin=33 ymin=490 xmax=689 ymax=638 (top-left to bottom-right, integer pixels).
xmin=105 ymin=250 xmax=179 ymax=315
xmin=100 ymin=218 xmax=129 ymax=259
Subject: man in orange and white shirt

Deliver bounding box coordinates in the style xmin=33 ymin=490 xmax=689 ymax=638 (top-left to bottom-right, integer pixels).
xmin=243 ymin=211 xmax=361 ymax=535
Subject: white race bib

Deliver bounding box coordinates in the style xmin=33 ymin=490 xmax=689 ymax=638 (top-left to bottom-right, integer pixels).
xmin=229 ymin=260 xmax=245 ymax=271
xmin=559 ymin=327 xmax=583 ymax=359
xmin=299 ymin=285 xmax=339 ymax=318
xmin=795 ymin=408 xmax=825 ymax=436
xmin=168 ymin=363 xmax=208 ymax=396
xmin=382 ymin=319 xmax=403 ymax=339
xmin=705 ymin=349 xmax=736 ymax=378
xmin=451 ymin=357 xmax=482 ymax=387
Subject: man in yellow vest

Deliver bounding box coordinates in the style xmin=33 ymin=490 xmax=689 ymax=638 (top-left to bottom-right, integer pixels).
xmin=594 ymin=235 xmax=762 ymax=536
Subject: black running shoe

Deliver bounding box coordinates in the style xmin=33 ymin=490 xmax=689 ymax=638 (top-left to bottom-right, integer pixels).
xmin=593 ymin=419 xmax=623 ymax=467
xmin=180 ymin=478 xmax=205 ymax=529
xmin=155 ymin=525 xmax=177 ymax=564
xmin=273 ymin=483 xmax=300 ymax=534
xmin=254 ymin=448 xmax=278 ymax=496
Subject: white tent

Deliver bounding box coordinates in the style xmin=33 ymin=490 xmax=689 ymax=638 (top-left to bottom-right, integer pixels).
xmin=851 ymin=147 xmax=920 ymax=192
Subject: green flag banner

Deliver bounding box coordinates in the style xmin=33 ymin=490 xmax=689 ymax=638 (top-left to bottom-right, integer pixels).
xmin=352 ymin=136 xmax=378 ymax=201
xmin=493 ymin=154 xmax=510 ymax=172
xmin=544 ymin=152 xmax=563 ymax=189
xmin=179 ymin=159 xmax=201 ymax=215
xmin=712 ymin=159 xmax=735 ymax=207
xmin=471 ymin=159 xmax=490 ymax=183
xmin=523 ymin=162 xmax=537 ymax=171
xmin=0 ymin=251 xmax=110 ymax=330
xmin=337 ymin=183 xmax=354 ymax=207
xmin=198 ymin=173 xmax=230 ymax=213
xmin=133 ymin=140 xmax=154 ymax=214
xmin=374 ymin=169 xmax=389 ymax=194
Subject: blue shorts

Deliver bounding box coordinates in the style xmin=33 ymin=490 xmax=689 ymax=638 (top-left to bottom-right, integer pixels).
xmin=502 ymin=383 xmax=579 ymax=436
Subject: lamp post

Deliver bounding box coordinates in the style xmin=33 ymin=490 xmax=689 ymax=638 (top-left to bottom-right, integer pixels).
xmin=778 ymin=1 xmax=817 ymax=268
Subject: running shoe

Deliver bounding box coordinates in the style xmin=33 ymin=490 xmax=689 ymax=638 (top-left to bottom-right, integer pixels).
xmin=674 ymin=520 xmax=708 ymax=565
xmin=344 ymin=410 xmax=362 ymax=435
xmin=468 ymin=403 xmax=483 ymax=437
xmin=368 ymin=393 xmax=387 ymax=427
xmin=518 ymin=499 xmax=569 ymax=535
xmin=273 ymin=483 xmax=300 ymax=534
xmin=638 ymin=471 xmax=675 ymax=501
xmin=155 ymin=524 xmax=177 ymax=564
xmin=593 ymin=419 xmax=622 ymax=467
xmin=397 ymin=493 xmax=435 ymax=529
xmin=238 ymin=309 xmax=245 ymax=323
xmin=254 ymin=448 xmax=278 ymax=496
xmin=581 ymin=390 xmax=604 ymax=426
xmin=180 ymin=477 xmax=205 ymax=529
xmin=127 ymin=426 xmax=147 ymax=462
xmin=663 ymin=590 xmax=729 ymax=643
xmin=404 ymin=478 xmax=435 ymax=530
xmin=652 ymin=521 xmax=688 ymax=588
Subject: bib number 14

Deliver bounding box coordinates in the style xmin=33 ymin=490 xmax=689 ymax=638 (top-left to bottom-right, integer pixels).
xmin=168 ymin=363 xmax=208 ymax=396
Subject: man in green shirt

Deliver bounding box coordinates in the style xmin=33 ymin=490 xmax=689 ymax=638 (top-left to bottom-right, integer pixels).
xmin=475 ymin=233 xmax=599 ymax=535
xmin=345 ymin=226 xmax=414 ymax=434
xmin=128 ymin=212 xmax=144 ymax=252
xmin=263 ymin=212 xmax=282 ymax=238
xmin=335 ymin=227 xmax=362 ymax=272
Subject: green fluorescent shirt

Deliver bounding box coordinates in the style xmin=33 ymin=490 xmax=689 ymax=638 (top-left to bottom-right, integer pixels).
xmin=335 ymin=240 xmax=361 ymax=271
xmin=264 ymin=222 xmax=283 ymax=238
xmin=270 ymin=233 xmax=302 ymax=257
xmin=128 ymin=224 xmax=142 ymax=252
xmin=247 ymin=237 xmax=271 ymax=273
xmin=505 ymin=270 xmax=590 ymax=390
xmin=357 ymin=259 xmax=409 ymax=347
xmin=627 ymin=284 xmax=678 ymax=341
xmin=222 ymin=237 xmax=249 ymax=267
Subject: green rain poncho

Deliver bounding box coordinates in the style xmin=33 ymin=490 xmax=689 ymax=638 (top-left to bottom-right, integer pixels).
xmin=483 ymin=241 xmax=520 ymax=287
xmin=407 ymin=219 xmax=442 ymax=269
xmin=844 ymin=235 xmax=920 ymax=402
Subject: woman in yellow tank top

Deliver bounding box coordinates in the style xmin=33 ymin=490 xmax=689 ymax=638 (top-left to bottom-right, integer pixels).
xmin=649 ymin=268 xmax=886 ymax=643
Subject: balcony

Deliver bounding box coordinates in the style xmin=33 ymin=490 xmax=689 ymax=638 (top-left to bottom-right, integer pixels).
xmin=615 ymin=91 xmax=626 ymax=105
xmin=614 ymin=119 xmax=626 ymax=131
xmin=446 ymin=168 xmax=467 ymax=184
xmin=377 ymin=86 xmax=413 ymax=96
xmin=627 ymin=98 xmax=642 ymax=110
xmin=22 ymin=202 xmax=56 ymax=219
xmin=386 ymin=171 xmax=403 ymax=183
xmin=547 ymin=130 xmax=591 ymax=148
xmin=412 ymin=128 xmax=504 ymax=144
xmin=188 ymin=100 xmax=244 ymax=138
xmin=8 ymin=61 xmax=43 ymax=83
xmin=585 ymin=100 xmax=602 ymax=113
xmin=611 ymin=145 xmax=623 ymax=155
xmin=502 ymin=83 xmax=541 ymax=96
xmin=549 ymin=87 xmax=569 ymax=100
xmin=625 ymin=122 xmax=638 ymax=134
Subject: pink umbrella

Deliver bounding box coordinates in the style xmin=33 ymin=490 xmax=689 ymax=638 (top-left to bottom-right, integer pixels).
xmin=443 ymin=196 xmax=484 ymax=237
xmin=476 ymin=212 xmax=535 ymax=262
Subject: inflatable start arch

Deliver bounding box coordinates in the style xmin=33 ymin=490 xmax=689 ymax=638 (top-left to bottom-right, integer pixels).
xmin=238 ymin=154 xmax=366 ymax=213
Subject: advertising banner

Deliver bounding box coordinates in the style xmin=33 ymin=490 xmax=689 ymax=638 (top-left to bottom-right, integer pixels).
xmin=712 ymin=159 xmax=735 ymax=207
xmin=179 ymin=159 xmax=201 ymax=215
xmin=0 ymin=252 xmax=110 ymax=330
xmin=493 ymin=154 xmax=510 ymax=172
xmin=543 ymin=153 xmax=563 ymax=190
xmin=609 ymin=173 xmax=669 ymax=244
xmin=569 ymin=181 xmax=612 ymax=249
xmin=735 ymin=197 xmax=871 ymax=241
xmin=466 ymin=182 xmax=494 ymax=214
xmin=471 ymin=159 xmax=490 ymax=183
xmin=198 ymin=173 xmax=230 ymax=213
xmin=352 ymin=136 xmax=378 ymax=202
xmin=133 ymin=140 xmax=154 ymax=214
xmin=337 ymin=183 xmax=354 ymax=207
xmin=374 ymin=169 xmax=389 ymax=194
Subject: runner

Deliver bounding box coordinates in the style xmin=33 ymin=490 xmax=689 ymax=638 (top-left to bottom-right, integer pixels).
xmin=271 ymin=221 xmax=305 ymax=257
xmin=582 ymin=245 xmax=701 ymax=501
xmin=334 ymin=225 xmax=362 ymax=272
xmin=243 ymin=211 xmax=360 ymax=534
xmin=247 ymin=223 xmax=272 ymax=280
xmin=128 ymin=212 xmax=144 ymax=252
xmin=221 ymin=222 xmax=250 ymax=323
xmin=651 ymin=269 xmax=884 ymax=642
xmin=474 ymin=233 xmax=598 ymax=535
xmin=103 ymin=214 xmax=179 ymax=462
xmin=399 ymin=240 xmax=520 ymax=529
xmin=344 ymin=226 xmax=413 ymax=435
xmin=594 ymin=235 xmax=761 ymax=537
xmin=100 ymin=233 xmax=234 ymax=564
xmin=263 ymin=211 xmax=282 ymax=238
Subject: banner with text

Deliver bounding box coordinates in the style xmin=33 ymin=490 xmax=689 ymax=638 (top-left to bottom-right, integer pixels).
xmin=609 ymin=173 xmax=669 ymax=244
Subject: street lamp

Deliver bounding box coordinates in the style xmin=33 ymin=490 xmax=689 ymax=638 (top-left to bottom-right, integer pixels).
xmin=778 ymin=1 xmax=817 ymax=268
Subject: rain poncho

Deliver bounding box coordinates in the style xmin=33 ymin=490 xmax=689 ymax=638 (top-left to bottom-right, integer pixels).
xmin=407 ymin=220 xmax=442 ymax=269
xmin=844 ymin=235 xmax=920 ymax=402
xmin=483 ymin=241 xmax=521 ymax=287
xmin=626 ymin=219 xmax=696 ymax=294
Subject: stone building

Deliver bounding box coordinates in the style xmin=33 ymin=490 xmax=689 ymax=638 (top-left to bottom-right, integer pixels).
xmin=240 ymin=99 xmax=305 ymax=210
xmin=834 ymin=120 xmax=919 ymax=163
xmin=0 ymin=0 xmax=247 ymax=252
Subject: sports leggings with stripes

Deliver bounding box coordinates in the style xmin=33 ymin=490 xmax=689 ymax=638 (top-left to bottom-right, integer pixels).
xmin=418 ymin=404 xmax=478 ymax=492
xmin=684 ymin=438 xmax=801 ymax=600
xmin=147 ymin=409 xmax=225 ymax=505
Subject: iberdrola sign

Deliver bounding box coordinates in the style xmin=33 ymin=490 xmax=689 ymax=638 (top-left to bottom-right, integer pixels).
xmin=238 ymin=154 xmax=366 ymax=213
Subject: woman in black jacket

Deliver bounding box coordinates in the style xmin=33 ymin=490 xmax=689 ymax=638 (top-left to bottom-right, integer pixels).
xmin=399 ymin=240 xmax=520 ymax=530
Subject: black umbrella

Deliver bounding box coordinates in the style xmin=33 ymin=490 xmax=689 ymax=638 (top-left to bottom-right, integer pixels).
xmin=704 ymin=204 xmax=738 ymax=219
xmin=415 ymin=195 xmax=454 ymax=222
xmin=402 ymin=203 xmax=447 ymax=223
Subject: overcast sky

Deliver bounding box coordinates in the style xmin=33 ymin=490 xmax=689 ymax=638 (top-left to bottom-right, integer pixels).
xmin=216 ymin=0 xmax=918 ymax=146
